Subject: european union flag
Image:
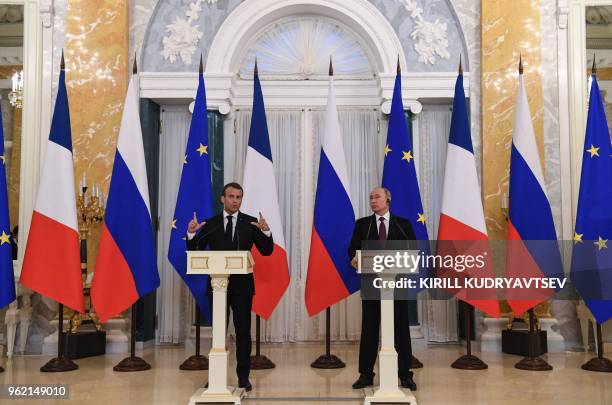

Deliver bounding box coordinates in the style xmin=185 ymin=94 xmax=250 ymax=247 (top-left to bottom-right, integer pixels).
xmin=382 ymin=69 xmax=429 ymax=241
xmin=168 ymin=62 xmax=213 ymax=321
xmin=0 ymin=101 xmax=15 ymax=309
xmin=570 ymin=72 xmax=612 ymax=324
xmin=381 ymin=66 xmax=431 ymax=295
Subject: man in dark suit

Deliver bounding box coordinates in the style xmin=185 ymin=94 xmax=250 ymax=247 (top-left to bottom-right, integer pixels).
xmin=187 ymin=182 xmax=273 ymax=391
xmin=349 ymin=187 xmax=417 ymax=391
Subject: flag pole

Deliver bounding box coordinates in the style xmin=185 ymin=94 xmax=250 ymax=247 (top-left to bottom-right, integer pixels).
xmin=40 ymin=53 xmax=79 ymax=373
xmin=451 ymin=301 xmax=487 ymax=369
xmin=250 ymin=315 xmax=275 ymax=369
xmin=179 ymin=56 xmax=210 ymax=372
xmin=311 ymin=306 xmax=345 ymax=369
xmin=180 ymin=303 xmax=209 ymax=370
xmin=113 ymin=302 xmax=151 ymax=372
xmin=581 ymin=323 xmax=612 ymax=372
xmin=449 ymin=56 xmax=487 ymax=371
xmin=40 ymin=303 xmax=79 ymax=372
xmin=512 ymin=56 xmax=552 ymax=372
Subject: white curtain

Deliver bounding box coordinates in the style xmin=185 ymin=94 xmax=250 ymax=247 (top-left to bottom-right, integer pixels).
xmin=156 ymin=106 xmax=192 ymax=344
xmin=156 ymin=104 xmax=458 ymax=344
xmin=226 ymin=108 xmax=384 ymax=342
xmin=418 ymin=106 xmax=459 ymax=343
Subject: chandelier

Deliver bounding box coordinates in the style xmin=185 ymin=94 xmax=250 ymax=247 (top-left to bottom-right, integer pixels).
xmin=8 ymin=70 xmax=23 ymax=108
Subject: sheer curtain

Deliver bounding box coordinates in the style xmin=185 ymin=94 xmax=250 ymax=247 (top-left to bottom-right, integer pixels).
xmin=226 ymin=108 xmax=385 ymax=342
xmin=418 ymin=106 xmax=459 ymax=343
xmin=157 ymin=106 xmax=192 ymax=344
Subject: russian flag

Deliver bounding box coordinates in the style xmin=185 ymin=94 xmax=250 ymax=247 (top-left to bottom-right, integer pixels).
xmin=305 ymin=74 xmax=359 ymax=317
xmin=241 ymin=64 xmax=290 ymax=320
xmin=92 ymin=73 xmax=160 ymax=323
xmin=437 ymin=65 xmax=500 ymax=317
xmin=20 ymin=59 xmax=84 ymax=313
xmin=506 ymin=63 xmax=563 ymax=315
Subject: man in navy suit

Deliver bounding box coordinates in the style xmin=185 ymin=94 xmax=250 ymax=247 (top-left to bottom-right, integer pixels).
xmin=187 ymin=182 xmax=273 ymax=391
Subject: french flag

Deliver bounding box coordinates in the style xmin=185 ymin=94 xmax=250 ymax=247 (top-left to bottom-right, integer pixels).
xmin=506 ymin=62 xmax=563 ymax=315
xmin=305 ymin=72 xmax=359 ymax=316
xmin=241 ymin=64 xmax=290 ymax=319
xmin=437 ymin=64 xmax=500 ymax=317
xmin=20 ymin=58 xmax=84 ymax=313
xmin=92 ymin=72 xmax=160 ymax=323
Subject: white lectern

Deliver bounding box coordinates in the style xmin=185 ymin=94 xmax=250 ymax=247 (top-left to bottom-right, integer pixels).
xmin=356 ymin=250 xmax=418 ymax=405
xmin=186 ymin=250 xmax=254 ymax=405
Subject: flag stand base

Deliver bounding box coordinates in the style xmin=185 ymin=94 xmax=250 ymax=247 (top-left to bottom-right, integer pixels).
xmin=311 ymin=354 xmax=346 ymax=369
xmin=514 ymin=356 xmax=553 ymax=371
xmin=250 ymin=316 xmax=275 ymax=369
xmin=113 ymin=356 xmax=151 ymax=372
xmin=113 ymin=303 xmax=150 ymax=372
xmin=40 ymin=356 xmax=78 ymax=372
xmin=411 ymin=355 xmax=423 ymax=369
xmin=180 ymin=355 xmax=209 ymax=370
xmin=250 ymin=355 xmax=275 ymax=369
xmin=581 ymin=357 xmax=612 ymax=372
xmin=451 ymin=354 xmax=488 ymax=370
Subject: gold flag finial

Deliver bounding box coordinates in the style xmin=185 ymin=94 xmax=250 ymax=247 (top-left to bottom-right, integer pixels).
xmin=60 ymin=49 xmax=65 ymax=71
xmin=199 ymin=54 xmax=204 ymax=75
xmin=592 ymin=53 xmax=597 ymax=75
xmin=133 ymin=53 xmax=138 ymax=75
xmin=518 ymin=53 xmax=523 ymax=75
xmin=397 ymin=55 xmax=401 ymax=75
xmin=458 ymin=54 xmax=463 ymax=75
xmin=329 ymin=56 xmax=333 ymax=76
xmin=254 ymin=56 xmax=258 ymax=77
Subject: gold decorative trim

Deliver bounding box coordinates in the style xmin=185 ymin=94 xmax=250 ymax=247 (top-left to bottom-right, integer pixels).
xmin=225 ymin=256 xmax=244 ymax=269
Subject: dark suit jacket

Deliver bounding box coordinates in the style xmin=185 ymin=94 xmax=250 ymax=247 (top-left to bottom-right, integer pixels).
xmin=186 ymin=212 xmax=274 ymax=295
xmin=349 ymin=213 xmax=417 ymax=259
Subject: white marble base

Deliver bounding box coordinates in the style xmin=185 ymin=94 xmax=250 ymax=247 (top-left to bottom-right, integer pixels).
xmin=184 ymin=326 xmax=212 ymax=353
xmin=540 ymin=317 xmax=565 ymax=353
xmin=479 ymin=318 xmax=506 ymax=352
xmin=188 ymin=386 xmax=245 ymax=405
xmin=103 ymin=318 xmax=129 ymax=354
xmin=42 ymin=318 xmax=129 ymax=355
xmin=410 ymin=325 xmax=424 ymax=340
xmin=364 ymin=387 xmax=418 ymax=404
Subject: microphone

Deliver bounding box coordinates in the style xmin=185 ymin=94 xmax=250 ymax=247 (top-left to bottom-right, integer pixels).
xmin=194 ymin=223 xmax=222 ymax=250
xmin=392 ymin=217 xmax=410 ymax=240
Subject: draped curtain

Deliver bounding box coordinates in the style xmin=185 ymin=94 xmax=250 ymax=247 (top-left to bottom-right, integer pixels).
xmin=418 ymin=106 xmax=458 ymax=343
xmin=156 ymin=104 xmax=458 ymax=344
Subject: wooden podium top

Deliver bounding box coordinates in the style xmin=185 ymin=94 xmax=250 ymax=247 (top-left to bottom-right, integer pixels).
xmin=186 ymin=250 xmax=254 ymax=276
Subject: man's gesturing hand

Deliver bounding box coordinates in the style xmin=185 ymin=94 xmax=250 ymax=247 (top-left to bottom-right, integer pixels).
xmin=188 ymin=212 xmax=206 ymax=233
xmin=251 ymin=212 xmax=270 ymax=232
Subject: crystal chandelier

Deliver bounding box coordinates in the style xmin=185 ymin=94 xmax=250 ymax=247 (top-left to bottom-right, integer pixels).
xmin=8 ymin=70 xmax=23 ymax=108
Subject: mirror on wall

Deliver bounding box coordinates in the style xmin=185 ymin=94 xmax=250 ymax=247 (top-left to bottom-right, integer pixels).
xmin=0 ymin=4 xmax=23 ymax=260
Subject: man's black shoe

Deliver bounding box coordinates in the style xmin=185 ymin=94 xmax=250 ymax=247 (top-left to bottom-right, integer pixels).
xmin=351 ymin=374 xmax=374 ymax=389
xmin=238 ymin=378 xmax=252 ymax=392
xmin=400 ymin=377 xmax=417 ymax=391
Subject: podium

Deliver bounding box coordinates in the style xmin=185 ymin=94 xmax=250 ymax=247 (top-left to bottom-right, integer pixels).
xmin=186 ymin=250 xmax=254 ymax=405
xmin=356 ymin=250 xmax=418 ymax=405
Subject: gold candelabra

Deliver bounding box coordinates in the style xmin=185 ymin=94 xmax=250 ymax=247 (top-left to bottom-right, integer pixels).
xmin=69 ymin=177 xmax=106 ymax=334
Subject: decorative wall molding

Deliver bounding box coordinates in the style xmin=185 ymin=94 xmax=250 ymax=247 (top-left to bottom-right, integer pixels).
xmin=160 ymin=0 xmax=212 ymax=65
xmin=0 ymin=47 xmax=22 ymax=64
xmin=397 ymin=0 xmax=450 ymax=65
xmin=206 ymin=0 xmax=406 ymax=75
xmin=139 ymin=71 xmax=468 ymax=112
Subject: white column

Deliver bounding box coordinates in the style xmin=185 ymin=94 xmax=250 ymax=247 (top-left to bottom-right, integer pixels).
xmin=207 ymin=276 xmax=231 ymax=395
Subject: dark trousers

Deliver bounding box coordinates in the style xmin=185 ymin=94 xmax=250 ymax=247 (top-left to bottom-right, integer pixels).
xmin=228 ymin=292 xmax=253 ymax=380
xmin=359 ymin=299 xmax=413 ymax=379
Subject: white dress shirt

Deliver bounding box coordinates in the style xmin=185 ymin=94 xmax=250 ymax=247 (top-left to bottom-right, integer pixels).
xmin=187 ymin=210 xmax=271 ymax=239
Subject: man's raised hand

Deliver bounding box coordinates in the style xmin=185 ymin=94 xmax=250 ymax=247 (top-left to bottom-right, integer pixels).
xmin=188 ymin=212 xmax=206 ymax=233
xmin=251 ymin=211 xmax=270 ymax=232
